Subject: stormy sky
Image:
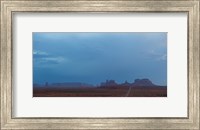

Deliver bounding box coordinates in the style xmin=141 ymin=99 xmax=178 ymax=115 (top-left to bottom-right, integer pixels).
xmin=33 ymin=32 xmax=167 ymax=86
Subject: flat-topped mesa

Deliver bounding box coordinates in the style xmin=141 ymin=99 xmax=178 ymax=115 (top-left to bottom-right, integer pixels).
xmin=132 ymin=78 xmax=156 ymax=87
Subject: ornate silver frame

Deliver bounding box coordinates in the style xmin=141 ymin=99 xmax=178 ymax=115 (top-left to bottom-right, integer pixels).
xmin=1 ymin=0 xmax=199 ymax=129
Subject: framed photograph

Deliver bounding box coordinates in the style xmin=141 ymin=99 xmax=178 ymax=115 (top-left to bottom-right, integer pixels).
xmin=1 ymin=0 xmax=199 ymax=129
xmin=33 ymin=32 xmax=167 ymax=97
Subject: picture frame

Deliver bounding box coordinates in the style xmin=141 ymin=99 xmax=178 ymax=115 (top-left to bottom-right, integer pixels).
xmin=1 ymin=0 xmax=199 ymax=129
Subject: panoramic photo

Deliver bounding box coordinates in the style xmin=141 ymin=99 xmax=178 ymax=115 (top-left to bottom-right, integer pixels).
xmin=33 ymin=32 xmax=167 ymax=97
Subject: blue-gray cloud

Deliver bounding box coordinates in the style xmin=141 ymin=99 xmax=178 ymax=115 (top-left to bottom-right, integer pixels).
xmin=33 ymin=50 xmax=66 ymax=66
xmin=33 ymin=32 xmax=167 ymax=85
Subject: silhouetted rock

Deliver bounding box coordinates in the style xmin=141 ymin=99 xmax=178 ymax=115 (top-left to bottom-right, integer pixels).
xmin=132 ymin=78 xmax=156 ymax=86
xmin=121 ymin=80 xmax=131 ymax=87
xmin=100 ymin=80 xmax=117 ymax=87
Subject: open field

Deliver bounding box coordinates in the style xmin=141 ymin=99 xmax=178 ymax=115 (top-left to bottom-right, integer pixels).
xmin=33 ymin=86 xmax=167 ymax=97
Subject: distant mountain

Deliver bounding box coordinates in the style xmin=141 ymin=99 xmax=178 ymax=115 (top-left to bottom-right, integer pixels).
xmin=51 ymin=82 xmax=94 ymax=87
xmin=100 ymin=80 xmax=117 ymax=87
xmin=34 ymin=78 xmax=162 ymax=88
xmin=132 ymin=79 xmax=156 ymax=86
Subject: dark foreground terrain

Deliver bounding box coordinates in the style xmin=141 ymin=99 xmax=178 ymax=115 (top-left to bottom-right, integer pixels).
xmin=33 ymin=86 xmax=167 ymax=97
